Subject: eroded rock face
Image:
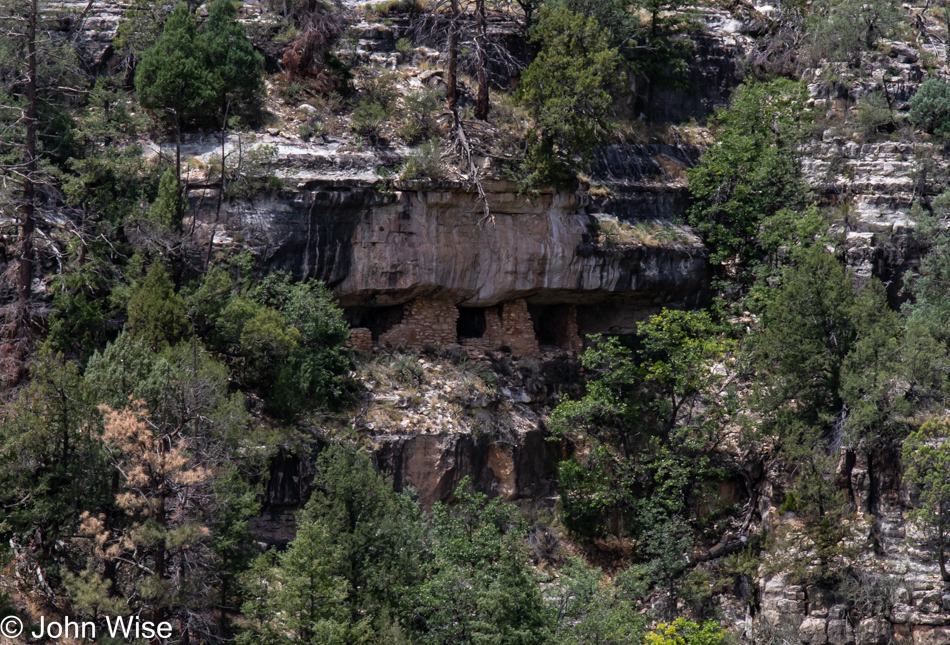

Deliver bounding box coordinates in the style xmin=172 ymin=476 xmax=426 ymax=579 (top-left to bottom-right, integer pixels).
xmin=802 ymin=140 xmax=939 ymax=305
xmin=192 ymin=179 xmax=710 ymax=334
xmin=373 ymin=428 xmax=562 ymax=509
xmin=249 ymin=427 xmax=564 ymax=544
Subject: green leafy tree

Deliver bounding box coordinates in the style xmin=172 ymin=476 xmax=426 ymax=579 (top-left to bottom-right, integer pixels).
xmin=147 ymin=166 xmax=184 ymax=230
xmin=644 ymin=619 xmax=727 ymax=645
xmin=185 ymin=269 xmax=353 ymax=419
xmin=840 ymin=279 xmax=907 ymax=446
xmin=240 ymin=519 xmax=352 ymax=644
xmin=80 ymin=336 xmax=259 ymax=641
xmin=753 ymin=249 xmax=899 ymax=445
xmin=516 ymin=6 xmax=623 ymax=187
xmin=414 ymin=480 xmax=550 ymax=645
xmin=808 ymin=0 xmax=904 ymax=65
xmin=905 ymin=193 xmax=950 ymax=340
xmin=125 ymin=263 xmax=190 ymax=350
xmin=552 ymin=310 xmax=734 ymax=539
xmin=202 ymin=0 xmax=264 ymax=117
xmin=240 ymin=443 xmax=424 ymax=644
xmin=135 ymin=3 xmax=215 ymax=174
xmin=687 ymin=79 xmax=809 ymax=266
xmin=255 ymin=275 xmax=354 ymax=417
xmin=909 ymin=80 xmax=950 ymax=137
xmin=0 ymin=349 xmax=112 ymax=559
xmin=549 ymin=557 xmax=645 ymax=645
xmin=64 ymin=77 xmax=157 ymax=226
xmin=904 ymin=417 xmax=950 ymax=582
xmin=752 ymin=249 xmax=903 ymax=583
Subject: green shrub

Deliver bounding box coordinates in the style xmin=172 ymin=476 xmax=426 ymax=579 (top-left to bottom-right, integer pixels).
xmin=298 ymin=118 xmax=327 ymax=140
xmin=396 ymin=37 xmax=413 ymax=53
xmin=126 ymin=264 xmax=189 ymax=350
xmin=394 ymin=354 xmax=425 ymax=386
xmin=400 ymin=139 xmax=443 ymax=180
xmin=350 ymin=101 xmax=390 ymax=139
xmin=852 ymin=91 xmax=894 ymax=139
xmin=807 ymin=0 xmax=904 ymax=64
xmin=281 ymin=81 xmax=308 ymax=104
xmin=909 ymin=79 xmax=950 ymax=137
xmin=357 ymin=68 xmax=400 ymax=109
xmin=397 ymin=86 xmax=444 ymax=143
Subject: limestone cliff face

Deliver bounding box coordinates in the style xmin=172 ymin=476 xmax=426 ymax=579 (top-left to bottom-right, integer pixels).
xmin=191 ymin=177 xmax=709 ymax=336
xmin=803 ymin=139 xmax=939 ymax=305
xmin=750 ymin=448 xmax=950 ymax=645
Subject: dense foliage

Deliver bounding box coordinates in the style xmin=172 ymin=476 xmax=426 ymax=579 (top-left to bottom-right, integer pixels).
xmin=516 ymin=6 xmax=624 ymax=187
xmin=3 ymin=0 xmax=950 ymax=641
xmin=909 ymin=79 xmax=950 ymax=138
xmin=686 ymin=79 xmax=809 ymax=266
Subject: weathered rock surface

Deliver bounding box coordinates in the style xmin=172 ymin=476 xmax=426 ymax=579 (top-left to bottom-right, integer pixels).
xmin=190 ymin=178 xmax=710 ymax=335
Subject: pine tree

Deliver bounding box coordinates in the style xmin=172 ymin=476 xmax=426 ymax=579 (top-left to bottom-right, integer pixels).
xmin=125 ymin=263 xmax=189 ymax=349
xmin=202 ymin=0 xmax=264 ymax=117
xmin=135 ymin=3 xmax=215 ymax=177
xmin=147 ymin=166 xmax=183 ymax=231
xmin=516 ymin=6 xmax=623 ymax=187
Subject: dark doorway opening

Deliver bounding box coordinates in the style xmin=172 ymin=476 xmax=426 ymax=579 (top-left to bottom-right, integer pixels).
xmin=344 ymin=305 xmax=405 ymax=341
xmin=457 ymin=307 xmax=487 ymax=340
xmin=528 ymin=304 xmax=575 ymax=349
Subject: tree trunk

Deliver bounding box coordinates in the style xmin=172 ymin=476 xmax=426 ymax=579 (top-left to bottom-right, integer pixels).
xmin=475 ymin=0 xmax=489 ymax=120
xmin=152 ymin=481 xmax=166 ymax=645
xmin=945 ymin=5 xmax=950 ymax=68
xmin=172 ymin=113 xmax=184 ymax=287
xmin=175 ymin=112 xmax=182 ymax=225
xmin=940 ymin=506 xmax=950 ymax=582
xmin=447 ymin=0 xmax=459 ymax=110
xmin=16 ymin=0 xmax=38 ymax=332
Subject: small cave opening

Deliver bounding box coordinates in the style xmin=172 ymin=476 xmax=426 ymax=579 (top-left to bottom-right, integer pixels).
xmin=528 ymin=304 xmax=575 ymax=349
xmin=344 ymin=305 xmax=405 ymax=341
xmin=457 ymin=307 xmax=487 ymax=340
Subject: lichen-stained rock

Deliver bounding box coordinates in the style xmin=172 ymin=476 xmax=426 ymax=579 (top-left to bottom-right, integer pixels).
xmin=801 ymin=617 xmax=829 ymax=644
xmin=827 ymin=619 xmax=855 ymax=645
xmin=372 ymin=428 xmax=561 ymax=509
xmin=856 ymin=618 xmax=892 ymax=645
xmin=913 ymin=626 xmax=950 ymax=645
xmin=807 ymin=586 xmax=835 ymax=619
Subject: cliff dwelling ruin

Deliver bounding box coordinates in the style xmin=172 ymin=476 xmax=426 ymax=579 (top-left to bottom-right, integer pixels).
xmin=344 ymin=297 xmax=584 ymax=356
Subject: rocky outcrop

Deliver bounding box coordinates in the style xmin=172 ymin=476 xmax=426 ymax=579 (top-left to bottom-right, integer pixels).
xmin=802 ymin=139 xmax=940 ymax=304
xmin=191 ymin=177 xmax=710 ymax=339
xmin=373 ymin=427 xmax=562 ymax=509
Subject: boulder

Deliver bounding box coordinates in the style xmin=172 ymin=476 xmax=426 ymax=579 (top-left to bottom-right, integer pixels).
xmin=856 ymin=618 xmax=892 ymax=645
xmin=801 ymin=617 xmax=829 ymax=644
xmin=828 ymin=619 xmax=855 ymax=645
xmin=913 ymin=626 xmax=950 ymax=645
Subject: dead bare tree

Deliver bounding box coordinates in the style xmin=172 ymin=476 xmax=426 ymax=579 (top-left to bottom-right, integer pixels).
xmin=0 ymin=0 xmax=40 ymax=385
xmin=0 ymin=0 xmax=87 ymax=384
xmin=447 ymin=0 xmax=460 ymax=108
xmin=474 ymin=0 xmax=488 ymax=119
xmin=280 ymin=0 xmax=346 ymax=91
xmin=18 ymin=0 xmax=37 ymax=330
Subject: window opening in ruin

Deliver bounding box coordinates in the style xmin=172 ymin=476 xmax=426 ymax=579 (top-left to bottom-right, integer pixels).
xmin=528 ymin=304 xmax=573 ymax=349
xmin=457 ymin=307 xmax=487 ymax=340
xmin=345 ymin=305 xmax=406 ymax=341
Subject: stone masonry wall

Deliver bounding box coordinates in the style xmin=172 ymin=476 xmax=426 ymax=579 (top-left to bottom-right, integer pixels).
xmin=462 ymin=299 xmax=539 ymax=357
xmin=346 ymin=327 xmax=373 ymax=352
xmin=378 ymin=299 xmax=459 ymax=348
xmin=551 ymin=305 xmax=583 ymax=355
